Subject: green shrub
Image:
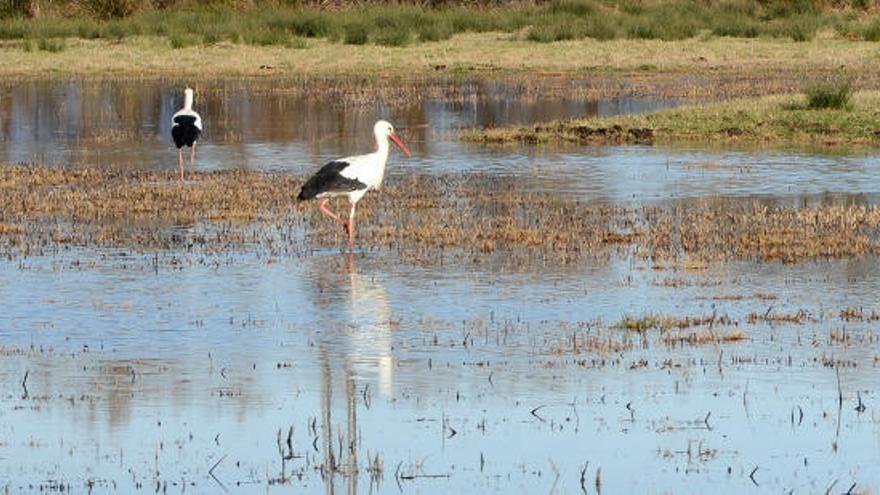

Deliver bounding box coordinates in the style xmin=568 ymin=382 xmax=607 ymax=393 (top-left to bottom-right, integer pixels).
xmin=418 ymin=21 xmax=454 ymax=42
xmin=76 ymin=22 xmax=103 ymax=39
xmin=711 ymin=11 xmax=761 ymax=38
xmin=766 ymin=14 xmax=820 ymax=42
xmin=805 ymin=78 xmax=853 ymax=110
xmin=548 ymin=0 xmax=599 ymax=17
xmin=105 ymin=21 xmax=135 ymax=39
xmin=374 ymin=26 xmax=410 ymax=47
xmin=763 ymin=0 xmax=818 ymax=19
xmin=862 ymin=19 xmax=880 ymax=41
xmin=37 ymin=37 xmax=65 ymax=52
xmin=169 ymin=33 xmax=199 ymax=48
xmin=288 ymin=12 xmax=336 ymax=38
xmin=344 ymin=22 xmax=369 ymax=45
xmin=527 ymin=21 xmax=578 ymax=42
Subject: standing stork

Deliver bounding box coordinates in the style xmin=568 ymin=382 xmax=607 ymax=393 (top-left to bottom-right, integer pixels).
xmin=298 ymin=120 xmax=411 ymax=252
xmin=171 ymin=87 xmax=202 ymax=181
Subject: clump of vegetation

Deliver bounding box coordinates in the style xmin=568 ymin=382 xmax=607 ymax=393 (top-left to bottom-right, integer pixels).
xmin=805 ymin=77 xmax=853 ymax=109
xmin=169 ymin=32 xmax=198 ymax=49
xmin=245 ymin=28 xmax=290 ymax=46
xmin=285 ymin=36 xmax=307 ymax=49
xmin=617 ymin=314 xmax=671 ymax=332
xmin=374 ymin=26 xmax=410 ymax=47
xmin=417 ymin=20 xmax=453 ymax=42
xmin=37 ymin=36 xmax=65 ymax=51
xmin=344 ymin=22 xmax=369 ymax=45
xmin=861 ymin=18 xmax=880 ymax=41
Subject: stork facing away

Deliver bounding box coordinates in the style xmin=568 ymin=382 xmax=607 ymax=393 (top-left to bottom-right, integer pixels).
xmin=171 ymin=87 xmax=202 ymax=181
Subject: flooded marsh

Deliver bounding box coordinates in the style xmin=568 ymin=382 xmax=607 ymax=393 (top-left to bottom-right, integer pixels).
xmin=0 ymin=79 xmax=879 ymax=493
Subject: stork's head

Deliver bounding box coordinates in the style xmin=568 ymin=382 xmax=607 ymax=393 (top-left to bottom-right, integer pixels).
xmin=374 ymin=120 xmax=411 ymax=157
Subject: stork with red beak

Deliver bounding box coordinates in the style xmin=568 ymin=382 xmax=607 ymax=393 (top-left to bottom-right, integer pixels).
xmin=298 ymin=120 xmax=411 ymax=252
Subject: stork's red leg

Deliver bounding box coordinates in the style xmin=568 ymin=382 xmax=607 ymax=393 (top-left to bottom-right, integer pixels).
xmin=319 ymin=199 xmax=349 ymax=230
xmin=347 ymin=204 xmax=356 ymax=252
xmin=190 ymin=142 xmax=196 ymax=166
xmin=178 ymin=149 xmax=184 ymax=181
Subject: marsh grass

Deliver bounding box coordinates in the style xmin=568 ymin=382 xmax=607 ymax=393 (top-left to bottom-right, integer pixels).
xmin=465 ymin=91 xmax=880 ymax=146
xmin=1 ymin=165 xmax=878 ymax=265
xmin=0 ymin=0 xmax=875 ymax=48
xmin=617 ymin=314 xmax=672 ymax=332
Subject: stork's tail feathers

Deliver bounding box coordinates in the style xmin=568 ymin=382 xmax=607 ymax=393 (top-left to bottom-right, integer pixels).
xmin=297 ymin=180 xmax=321 ymax=201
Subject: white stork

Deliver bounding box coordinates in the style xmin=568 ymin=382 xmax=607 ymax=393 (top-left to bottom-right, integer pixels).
xmin=298 ymin=120 xmax=411 ymax=252
xmin=171 ymin=87 xmax=203 ymax=181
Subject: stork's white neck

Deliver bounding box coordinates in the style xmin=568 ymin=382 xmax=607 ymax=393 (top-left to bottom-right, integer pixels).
xmin=184 ymin=91 xmax=194 ymax=111
xmin=371 ymin=127 xmax=391 ymax=188
xmin=374 ymin=127 xmax=389 ymax=155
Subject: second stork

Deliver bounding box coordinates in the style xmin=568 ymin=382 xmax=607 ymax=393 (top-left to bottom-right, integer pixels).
xmin=171 ymin=87 xmax=203 ymax=181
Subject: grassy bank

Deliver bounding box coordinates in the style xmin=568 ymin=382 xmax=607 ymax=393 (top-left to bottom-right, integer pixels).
xmin=3 ymin=0 xmax=880 ymax=49
xmin=3 ymin=32 xmax=880 ymax=85
xmin=463 ymin=90 xmax=880 ymax=146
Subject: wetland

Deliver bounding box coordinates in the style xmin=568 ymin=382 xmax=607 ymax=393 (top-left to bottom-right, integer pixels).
xmin=0 ymin=76 xmax=878 ymax=493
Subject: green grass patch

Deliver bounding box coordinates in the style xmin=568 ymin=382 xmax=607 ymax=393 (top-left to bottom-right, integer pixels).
xmin=463 ymin=91 xmax=880 ymax=147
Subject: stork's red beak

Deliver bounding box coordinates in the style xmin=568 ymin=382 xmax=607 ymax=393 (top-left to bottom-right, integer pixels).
xmin=389 ymin=133 xmax=411 ymax=157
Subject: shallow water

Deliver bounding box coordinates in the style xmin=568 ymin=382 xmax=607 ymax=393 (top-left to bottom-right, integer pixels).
xmin=0 ymin=80 xmax=879 ymax=493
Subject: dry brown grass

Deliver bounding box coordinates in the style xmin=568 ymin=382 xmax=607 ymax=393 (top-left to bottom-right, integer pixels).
xmin=661 ymin=329 xmax=747 ymax=346
xmin=2 ymin=164 xmax=880 ymax=264
xmin=746 ymin=309 xmax=814 ymax=324
xmin=5 ymin=34 xmax=880 ymax=101
xmin=839 ymin=306 xmax=880 ymax=321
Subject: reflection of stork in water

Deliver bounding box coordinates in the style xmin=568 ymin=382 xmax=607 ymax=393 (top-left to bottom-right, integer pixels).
xmin=314 ymin=257 xmax=395 ymax=493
